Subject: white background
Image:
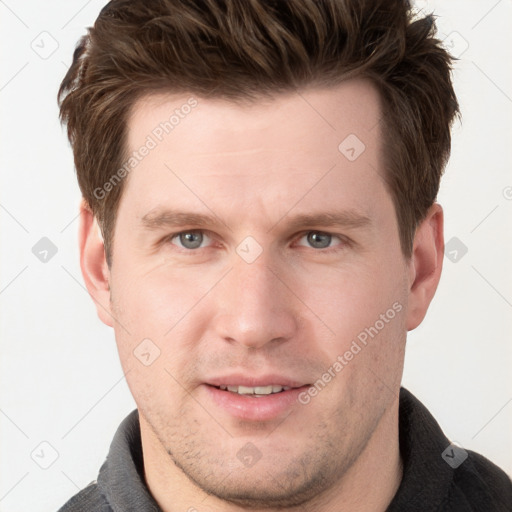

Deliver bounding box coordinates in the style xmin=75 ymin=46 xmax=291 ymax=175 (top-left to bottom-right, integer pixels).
xmin=1 ymin=1 xmax=511 ymax=510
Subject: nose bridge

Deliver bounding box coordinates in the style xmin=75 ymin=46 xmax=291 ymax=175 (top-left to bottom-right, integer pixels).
xmin=214 ymin=248 xmax=297 ymax=348
xmin=234 ymin=253 xmax=277 ymax=310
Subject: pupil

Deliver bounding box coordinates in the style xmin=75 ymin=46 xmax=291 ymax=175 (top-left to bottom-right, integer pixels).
xmin=308 ymin=231 xmax=331 ymax=249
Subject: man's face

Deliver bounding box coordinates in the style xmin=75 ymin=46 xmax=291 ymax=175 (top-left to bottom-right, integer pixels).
xmin=107 ymin=80 xmax=411 ymax=506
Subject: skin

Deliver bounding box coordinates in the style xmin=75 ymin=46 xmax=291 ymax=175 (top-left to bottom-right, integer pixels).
xmin=79 ymin=79 xmax=444 ymax=512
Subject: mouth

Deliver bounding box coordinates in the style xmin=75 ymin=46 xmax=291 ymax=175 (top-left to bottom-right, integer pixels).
xmin=202 ymin=377 xmax=310 ymax=421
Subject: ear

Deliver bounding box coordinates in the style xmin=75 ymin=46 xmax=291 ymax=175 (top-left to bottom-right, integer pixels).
xmin=405 ymin=203 xmax=444 ymax=331
xmin=78 ymin=198 xmax=114 ymax=327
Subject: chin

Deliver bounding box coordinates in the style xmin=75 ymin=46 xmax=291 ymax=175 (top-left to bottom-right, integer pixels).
xmin=168 ymin=445 xmax=344 ymax=510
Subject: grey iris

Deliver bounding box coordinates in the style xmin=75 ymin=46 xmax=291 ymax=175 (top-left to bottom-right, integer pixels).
xmin=180 ymin=231 xmax=203 ymax=249
xmin=307 ymin=232 xmax=331 ymax=249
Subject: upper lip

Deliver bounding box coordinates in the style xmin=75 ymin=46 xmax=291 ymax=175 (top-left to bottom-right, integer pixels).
xmin=205 ymin=374 xmax=309 ymax=388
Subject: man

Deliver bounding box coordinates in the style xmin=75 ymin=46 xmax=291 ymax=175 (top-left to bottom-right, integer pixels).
xmin=57 ymin=0 xmax=512 ymax=510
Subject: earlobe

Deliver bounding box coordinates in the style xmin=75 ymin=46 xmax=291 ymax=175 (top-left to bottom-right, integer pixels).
xmin=78 ymin=199 xmax=114 ymax=327
xmin=405 ymin=203 xmax=444 ymax=331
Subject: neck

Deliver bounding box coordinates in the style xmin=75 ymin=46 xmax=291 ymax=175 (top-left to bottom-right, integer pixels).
xmin=140 ymin=397 xmax=403 ymax=512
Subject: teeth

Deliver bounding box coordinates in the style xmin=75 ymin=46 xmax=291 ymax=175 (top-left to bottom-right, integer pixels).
xmin=254 ymin=386 xmax=274 ymax=395
xmin=240 ymin=385 xmax=262 ymax=394
xmin=219 ymin=385 xmax=292 ymax=395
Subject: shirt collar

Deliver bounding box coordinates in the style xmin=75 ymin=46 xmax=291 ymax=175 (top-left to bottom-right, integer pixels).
xmin=97 ymin=409 xmax=161 ymax=511
xmin=386 ymin=387 xmax=454 ymax=511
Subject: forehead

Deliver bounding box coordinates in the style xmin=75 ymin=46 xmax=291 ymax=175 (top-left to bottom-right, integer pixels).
xmin=120 ymin=79 xmax=386 ymax=225
xmin=127 ymin=79 xmax=381 ymax=155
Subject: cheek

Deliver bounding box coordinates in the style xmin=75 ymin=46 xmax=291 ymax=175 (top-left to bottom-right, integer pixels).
xmin=299 ymin=260 xmax=408 ymax=395
xmin=111 ymin=259 xmax=213 ymax=335
xmin=110 ymin=280 xmax=201 ymax=416
xmin=109 ymin=262 xmax=217 ymax=387
xmin=298 ymin=261 xmax=405 ymax=339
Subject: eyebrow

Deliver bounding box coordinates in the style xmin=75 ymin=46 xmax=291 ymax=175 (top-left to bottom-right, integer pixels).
xmin=140 ymin=208 xmax=372 ymax=232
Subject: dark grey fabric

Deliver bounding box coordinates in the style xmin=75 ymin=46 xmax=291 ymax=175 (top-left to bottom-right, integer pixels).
xmin=387 ymin=389 xmax=512 ymax=511
xmin=57 ymin=388 xmax=512 ymax=511
xmin=57 ymin=409 xmax=160 ymax=512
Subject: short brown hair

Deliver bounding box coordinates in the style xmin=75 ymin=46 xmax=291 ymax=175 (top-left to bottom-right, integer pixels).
xmin=58 ymin=0 xmax=459 ymax=266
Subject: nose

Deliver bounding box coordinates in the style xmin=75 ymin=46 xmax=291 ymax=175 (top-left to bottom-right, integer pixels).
xmin=212 ymin=251 xmax=299 ymax=350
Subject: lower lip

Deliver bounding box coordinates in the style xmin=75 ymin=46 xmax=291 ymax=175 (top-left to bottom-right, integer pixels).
xmin=203 ymin=385 xmax=309 ymax=421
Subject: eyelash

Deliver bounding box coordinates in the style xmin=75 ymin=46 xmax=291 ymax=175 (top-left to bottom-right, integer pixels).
xmin=164 ymin=230 xmax=348 ymax=254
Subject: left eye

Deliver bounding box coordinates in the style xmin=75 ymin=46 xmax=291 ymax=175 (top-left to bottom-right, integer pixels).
xmin=170 ymin=231 xmax=212 ymax=250
xmin=297 ymin=231 xmax=343 ymax=250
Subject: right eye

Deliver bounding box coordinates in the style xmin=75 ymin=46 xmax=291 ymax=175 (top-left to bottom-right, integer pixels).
xmin=168 ymin=230 xmax=213 ymax=250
